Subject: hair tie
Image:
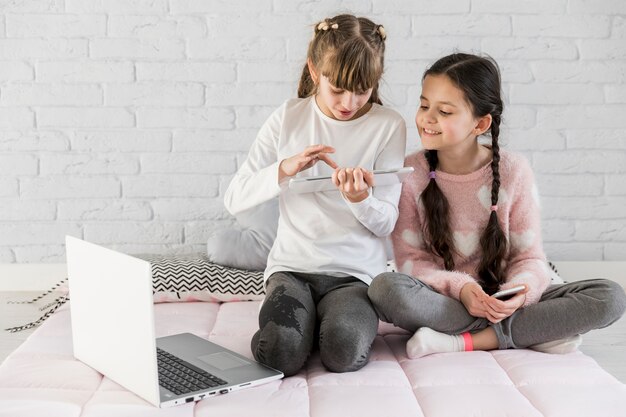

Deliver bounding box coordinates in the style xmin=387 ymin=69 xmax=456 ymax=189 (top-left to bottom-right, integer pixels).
xmin=490 ymin=205 xmax=498 ymax=212
xmin=377 ymin=25 xmax=387 ymax=40
xmin=316 ymin=21 xmax=338 ymax=31
xmin=428 ymin=171 xmax=436 ymax=180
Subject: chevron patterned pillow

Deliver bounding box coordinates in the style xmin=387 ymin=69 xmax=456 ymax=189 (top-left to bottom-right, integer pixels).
xmin=137 ymin=254 xmax=265 ymax=302
xmin=4 ymin=254 xmax=265 ymax=333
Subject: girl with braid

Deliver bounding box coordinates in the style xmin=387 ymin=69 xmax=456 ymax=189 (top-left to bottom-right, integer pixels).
xmin=225 ymin=14 xmax=406 ymax=375
xmin=368 ymin=53 xmax=626 ymax=358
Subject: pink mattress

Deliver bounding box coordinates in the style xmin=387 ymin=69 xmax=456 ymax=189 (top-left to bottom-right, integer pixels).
xmin=1 ymin=301 xmax=625 ymax=417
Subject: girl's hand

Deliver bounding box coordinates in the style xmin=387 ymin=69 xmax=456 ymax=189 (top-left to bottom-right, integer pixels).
xmin=332 ymin=167 xmax=374 ymax=203
xmin=459 ymin=282 xmax=492 ymax=319
xmin=279 ymin=144 xmax=338 ymax=182
xmin=482 ymin=285 xmax=528 ymax=324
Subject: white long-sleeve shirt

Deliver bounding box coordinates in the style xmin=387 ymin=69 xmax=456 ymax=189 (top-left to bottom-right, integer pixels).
xmin=224 ymin=96 xmax=407 ymax=284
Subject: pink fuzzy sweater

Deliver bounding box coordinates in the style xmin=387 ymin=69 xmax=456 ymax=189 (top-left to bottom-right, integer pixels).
xmin=391 ymin=149 xmax=550 ymax=306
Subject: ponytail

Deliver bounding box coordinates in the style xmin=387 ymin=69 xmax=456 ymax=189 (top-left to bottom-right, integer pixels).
xmin=297 ymin=63 xmax=315 ymax=98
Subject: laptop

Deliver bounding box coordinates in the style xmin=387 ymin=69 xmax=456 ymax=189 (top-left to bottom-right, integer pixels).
xmin=65 ymin=236 xmax=283 ymax=408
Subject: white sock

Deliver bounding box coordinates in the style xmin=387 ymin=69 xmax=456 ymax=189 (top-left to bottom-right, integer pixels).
xmin=406 ymin=327 xmax=465 ymax=359
xmin=529 ymin=334 xmax=582 ymax=354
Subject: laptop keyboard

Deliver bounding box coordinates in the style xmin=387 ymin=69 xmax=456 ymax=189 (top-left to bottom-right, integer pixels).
xmin=157 ymin=348 xmax=228 ymax=396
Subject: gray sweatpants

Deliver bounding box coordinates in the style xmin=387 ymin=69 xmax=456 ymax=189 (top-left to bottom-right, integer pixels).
xmin=368 ymin=272 xmax=626 ymax=349
xmin=251 ymin=271 xmax=379 ymax=377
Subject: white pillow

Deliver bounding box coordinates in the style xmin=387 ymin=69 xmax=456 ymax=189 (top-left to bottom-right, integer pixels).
xmin=206 ymin=199 xmax=279 ymax=271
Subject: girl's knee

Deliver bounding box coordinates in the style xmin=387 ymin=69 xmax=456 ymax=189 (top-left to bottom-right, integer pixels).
xmin=321 ymin=349 xmax=370 ymax=373
xmin=580 ymin=279 xmax=626 ymax=327
xmin=602 ymin=280 xmax=626 ymax=321
xmin=318 ymin=321 xmax=375 ymax=373
xmin=252 ymin=323 xmax=311 ymax=377
xmin=368 ymin=273 xmax=392 ymax=304
xmin=368 ymin=272 xmax=414 ymax=304
xmin=368 ymin=272 xmax=425 ymax=322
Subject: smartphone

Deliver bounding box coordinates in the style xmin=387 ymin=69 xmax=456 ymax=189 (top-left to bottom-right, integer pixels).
xmin=491 ymin=285 xmax=526 ymax=300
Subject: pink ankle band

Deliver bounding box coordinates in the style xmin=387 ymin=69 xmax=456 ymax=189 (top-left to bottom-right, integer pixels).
xmin=462 ymin=332 xmax=473 ymax=352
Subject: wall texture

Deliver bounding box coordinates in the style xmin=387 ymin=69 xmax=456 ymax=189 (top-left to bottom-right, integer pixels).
xmin=1 ymin=0 xmax=625 ymax=263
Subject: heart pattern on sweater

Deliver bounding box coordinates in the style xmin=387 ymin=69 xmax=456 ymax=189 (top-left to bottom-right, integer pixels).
xmin=531 ymin=183 xmax=541 ymax=207
xmin=453 ymin=231 xmax=479 ymax=258
xmin=510 ymin=229 xmax=536 ymax=253
xmin=402 ymin=229 xmax=423 ymax=248
xmin=477 ymin=185 xmax=509 ymax=211
xmin=510 ymin=271 xmax=533 ymax=282
xmin=400 ymin=260 xmax=414 ymax=275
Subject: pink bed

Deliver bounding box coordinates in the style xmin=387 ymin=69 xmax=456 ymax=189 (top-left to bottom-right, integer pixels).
xmin=1 ymin=300 xmax=625 ymax=417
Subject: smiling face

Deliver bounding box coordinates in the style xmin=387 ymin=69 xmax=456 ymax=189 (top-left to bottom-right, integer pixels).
xmin=416 ymin=74 xmax=485 ymax=152
xmin=315 ymin=74 xmax=373 ymax=121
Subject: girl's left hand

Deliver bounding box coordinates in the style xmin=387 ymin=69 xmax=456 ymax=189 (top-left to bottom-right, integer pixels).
xmin=482 ymin=287 xmax=527 ymax=324
xmin=332 ymin=167 xmax=374 ymax=203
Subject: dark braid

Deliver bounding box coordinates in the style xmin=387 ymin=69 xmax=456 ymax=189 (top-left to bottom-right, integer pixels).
xmin=419 ymin=53 xmax=507 ymax=294
xmin=421 ymin=150 xmax=456 ymax=270
xmin=477 ymin=115 xmax=508 ymax=294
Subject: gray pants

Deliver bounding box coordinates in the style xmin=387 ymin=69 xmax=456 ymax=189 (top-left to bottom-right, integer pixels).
xmin=251 ymin=271 xmax=379 ymax=377
xmin=368 ymin=272 xmax=626 ymax=349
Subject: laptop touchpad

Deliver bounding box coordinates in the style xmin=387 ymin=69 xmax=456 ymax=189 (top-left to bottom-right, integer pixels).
xmin=198 ymin=352 xmax=250 ymax=370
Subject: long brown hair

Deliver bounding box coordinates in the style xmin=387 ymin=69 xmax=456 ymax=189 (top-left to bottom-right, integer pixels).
xmin=420 ymin=53 xmax=507 ymax=295
xmin=297 ymin=14 xmax=387 ymax=105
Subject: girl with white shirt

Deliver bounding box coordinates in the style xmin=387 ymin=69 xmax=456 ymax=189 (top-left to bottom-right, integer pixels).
xmin=224 ymin=14 xmax=406 ymax=376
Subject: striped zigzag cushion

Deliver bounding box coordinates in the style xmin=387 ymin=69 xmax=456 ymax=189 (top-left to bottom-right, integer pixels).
xmin=137 ymin=254 xmax=265 ymax=303
xmin=4 ymin=255 xmax=264 ymax=333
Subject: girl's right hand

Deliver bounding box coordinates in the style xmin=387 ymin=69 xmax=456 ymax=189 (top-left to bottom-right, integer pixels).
xmin=482 ymin=285 xmax=528 ymax=324
xmin=278 ymin=144 xmax=338 ymax=182
xmin=460 ymin=282 xmax=492 ymax=319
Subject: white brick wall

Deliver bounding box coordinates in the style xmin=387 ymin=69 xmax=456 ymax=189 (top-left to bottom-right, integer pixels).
xmin=1 ymin=0 xmax=625 ymax=262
